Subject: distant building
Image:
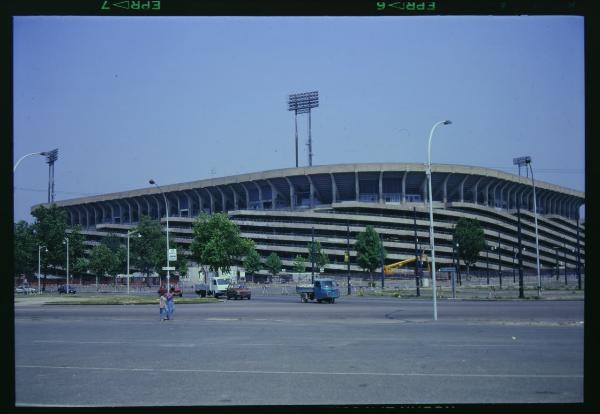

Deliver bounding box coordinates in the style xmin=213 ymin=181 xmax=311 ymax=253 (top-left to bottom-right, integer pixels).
xmin=35 ymin=163 xmax=585 ymax=276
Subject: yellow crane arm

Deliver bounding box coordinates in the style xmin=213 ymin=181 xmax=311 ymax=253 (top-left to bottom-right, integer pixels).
xmin=384 ymin=255 xmax=429 ymax=275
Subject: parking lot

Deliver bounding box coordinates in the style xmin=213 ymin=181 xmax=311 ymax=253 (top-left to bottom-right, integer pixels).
xmin=14 ymin=295 xmax=584 ymax=406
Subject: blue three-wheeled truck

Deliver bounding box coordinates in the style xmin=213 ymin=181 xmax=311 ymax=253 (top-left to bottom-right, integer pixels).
xmin=295 ymin=278 xmax=340 ymax=303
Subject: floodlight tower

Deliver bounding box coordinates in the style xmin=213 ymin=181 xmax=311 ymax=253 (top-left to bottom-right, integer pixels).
xmin=288 ymin=91 xmax=319 ymax=167
xmin=44 ymin=149 xmax=58 ymax=203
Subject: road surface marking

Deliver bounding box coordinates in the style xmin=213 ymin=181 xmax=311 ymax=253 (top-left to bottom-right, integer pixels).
xmin=16 ymin=365 xmax=582 ymax=379
xmin=205 ymin=318 xmax=239 ymax=321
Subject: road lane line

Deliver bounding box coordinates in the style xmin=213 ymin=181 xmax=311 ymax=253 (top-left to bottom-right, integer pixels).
xmin=15 ymin=365 xmax=582 ymax=379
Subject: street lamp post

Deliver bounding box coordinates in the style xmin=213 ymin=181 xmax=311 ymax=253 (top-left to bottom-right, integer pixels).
xmin=149 ymin=179 xmax=170 ymax=291
xmin=553 ymin=246 xmax=560 ymax=281
xmin=38 ymin=245 xmax=47 ymax=294
xmin=497 ymin=231 xmax=502 ymax=288
xmin=380 ymin=233 xmax=385 ymax=289
xmin=414 ymin=208 xmax=421 ymax=297
xmin=310 ymin=226 xmax=315 ymax=284
xmin=127 ymin=229 xmax=141 ymax=295
xmin=563 ymin=243 xmax=568 ymax=286
xmin=63 ymin=237 xmax=69 ymax=294
xmin=346 ymin=222 xmax=351 ymax=295
xmin=576 ymin=216 xmax=581 ymax=290
xmin=455 ymin=242 xmax=461 ymax=286
xmin=486 ymin=245 xmax=491 ymax=285
xmin=512 ymin=158 xmax=526 ymax=298
xmin=513 ymin=156 xmax=541 ymax=297
xmin=13 ymin=151 xmax=49 ymax=172
xmin=512 ymin=247 xmax=516 ymax=284
xmin=426 ymin=119 xmax=452 ymax=321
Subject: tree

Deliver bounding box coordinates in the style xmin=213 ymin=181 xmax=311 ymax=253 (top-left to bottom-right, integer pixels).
xmin=292 ymin=254 xmax=306 ymax=273
xmin=102 ymin=233 xmax=127 ymax=287
xmin=355 ymin=225 xmax=386 ymax=285
xmin=67 ymin=225 xmax=87 ymax=282
xmin=14 ymin=221 xmax=37 ymax=279
xmin=31 ymin=205 xmax=73 ymax=291
xmin=190 ymin=213 xmax=252 ymax=277
xmin=130 ymin=215 xmax=166 ymax=286
xmin=307 ymin=241 xmax=329 ymax=272
xmin=453 ymin=218 xmax=486 ymax=279
xmin=264 ymin=252 xmax=282 ymax=282
xmin=73 ymin=257 xmax=90 ymax=285
xmin=243 ymin=246 xmax=262 ymax=282
xmin=88 ymin=244 xmax=118 ymax=285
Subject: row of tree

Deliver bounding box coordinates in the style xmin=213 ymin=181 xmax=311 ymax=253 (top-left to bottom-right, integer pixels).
xmin=15 ymin=205 xmax=486 ymax=288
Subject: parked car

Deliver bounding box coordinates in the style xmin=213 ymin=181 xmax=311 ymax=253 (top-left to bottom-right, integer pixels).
xmin=15 ymin=285 xmax=37 ymax=294
xmin=226 ymin=284 xmax=251 ymax=300
xmin=195 ymin=277 xmax=231 ymax=298
xmin=57 ymin=285 xmax=76 ymax=294
xmin=158 ymin=285 xmax=183 ymax=297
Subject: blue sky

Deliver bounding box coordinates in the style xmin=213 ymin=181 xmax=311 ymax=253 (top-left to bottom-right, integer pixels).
xmin=13 ymin=15 xmax=585 ymax=223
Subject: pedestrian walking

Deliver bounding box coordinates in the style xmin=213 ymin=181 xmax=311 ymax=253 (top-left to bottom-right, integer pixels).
xmin=166 ymin=288 xmax=175 ymax=320
xmin=159 ymin=293 xmax=167 ymax=321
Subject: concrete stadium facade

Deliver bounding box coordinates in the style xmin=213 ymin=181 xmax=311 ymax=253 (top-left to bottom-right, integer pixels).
xmin=36 ymin=163 xmax=585 ymax=276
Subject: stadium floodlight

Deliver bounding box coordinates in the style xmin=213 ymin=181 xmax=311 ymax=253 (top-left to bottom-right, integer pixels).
xmin=44 ymin=148 xmax=58 ymax=164
xmin=513 ymin=155 xmax=541 ymax=298
xmin=512 ymin=156 xmax=531 ymax=166
xmin=288 ymin=91 xmax=319 ymax=167
xmin=426 ymin=120 xmax=451 ymax=321
xmin=43 ymin=148 xmax=59 ymax=203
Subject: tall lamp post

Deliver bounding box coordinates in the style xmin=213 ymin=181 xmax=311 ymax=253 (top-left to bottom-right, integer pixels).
xmin=38 ymin=245 xmax=47 ymax=294
xmin=346 ymin=222 xmax=351 ymax=295
xmin=149 ymin=179 xmax=171 ymax=291
xmin=13 ymin=151 xmax=50 ymax=172
xmin=127 ymin=229 xmax=141 ymax=295
xmin=454 ymin=242 xmax=460 ymax=286
xmin=513 ymin=156 xmax=541 ymax=297
xmin=63 ymin=237 xmax=69 ymax=294
xmin=553 ymin=246 xmax=561 ymax=281
xmin=497 ymin=231 xmax=502 ymax=288
xmin=379 ymin=233 xmax=385 ymax=289
xmin=426 ymin=119 xmax=452 ymax=321
xmin=414 ymin=209 xmax=421 ymax=296
xmin=311 ymin=226 xmax=315 ymax=284
xmin=512 ymin=247 xmax=516 ymax=283
xmin=487 ymin=245 xmax=493 ymax=285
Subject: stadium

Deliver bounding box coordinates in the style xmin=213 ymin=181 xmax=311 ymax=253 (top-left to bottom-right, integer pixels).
xmin=35 ymin=162 xmax=585 ymax=281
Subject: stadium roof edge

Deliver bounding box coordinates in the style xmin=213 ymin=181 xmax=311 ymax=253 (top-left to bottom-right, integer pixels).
xmin=31 ymin=162 xmax=584 ymax=210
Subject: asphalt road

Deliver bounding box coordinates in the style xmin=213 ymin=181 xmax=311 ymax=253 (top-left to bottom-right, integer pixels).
xmin=14 ymin=296 xmax=584 ymax=407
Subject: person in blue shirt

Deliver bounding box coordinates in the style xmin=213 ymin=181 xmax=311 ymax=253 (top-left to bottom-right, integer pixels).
xmin=166 ymin=288 xmax=175 ymax=320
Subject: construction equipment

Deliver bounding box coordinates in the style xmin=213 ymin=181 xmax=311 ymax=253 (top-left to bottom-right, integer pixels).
xmin=384 ymin=255 xmax=429 ymax=275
